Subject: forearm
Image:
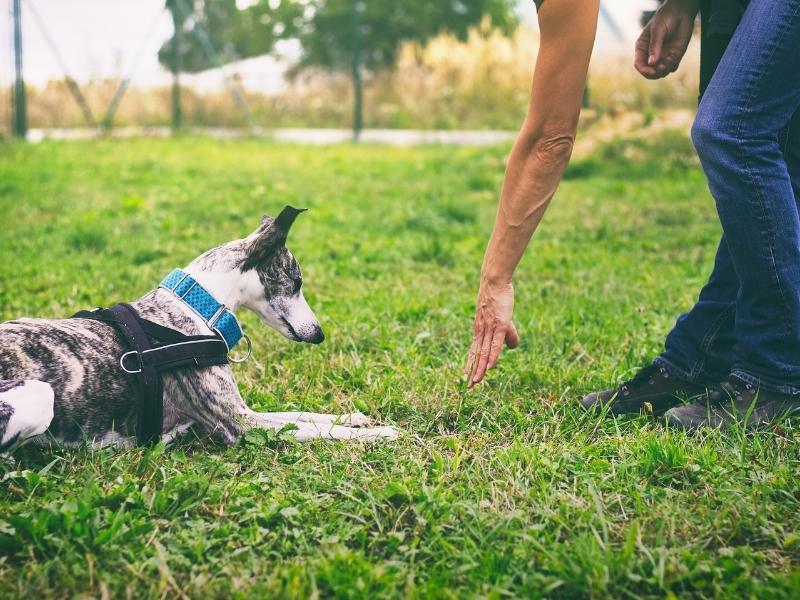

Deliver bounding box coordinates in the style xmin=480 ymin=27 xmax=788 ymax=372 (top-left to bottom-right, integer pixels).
xmin=481 ymin=130 xmax=573 ymax=286
xmin=480 ymin=0 xmax=598 ymax=287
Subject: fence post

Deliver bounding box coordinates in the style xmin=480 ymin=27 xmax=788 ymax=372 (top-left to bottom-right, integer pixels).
xmin=11 ymin=0 xmax=27 ymax=139
xmin=170 ymin=7 xmax=182 ymax=133
xmin=351 ymin=0 xmax=364 ymax=142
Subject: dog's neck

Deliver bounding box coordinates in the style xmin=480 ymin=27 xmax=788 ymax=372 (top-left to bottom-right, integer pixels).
xmin=133 ymin=240 xmax=259 ymax=336
xmin=180 ymin=266 xmax=251 ymax=311
xmin=181 ymin=239 xmax=256 ymax=311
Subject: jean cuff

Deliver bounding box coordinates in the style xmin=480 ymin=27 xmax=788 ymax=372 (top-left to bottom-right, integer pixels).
xmin=730 ymin=369 xmax=800 ymax=396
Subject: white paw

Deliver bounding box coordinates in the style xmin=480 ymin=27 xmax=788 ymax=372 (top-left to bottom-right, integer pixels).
xmin=341 ymin=412 xmax=372 ymax=427
xmin=1 ymin=380 xmax=55 ymax=448
xmin=358 ymin=426 xmax=400 ymax=440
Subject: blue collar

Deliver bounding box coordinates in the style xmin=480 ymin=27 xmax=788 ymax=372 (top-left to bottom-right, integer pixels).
xmin=160 ymin=269 xmax=245 ymax=350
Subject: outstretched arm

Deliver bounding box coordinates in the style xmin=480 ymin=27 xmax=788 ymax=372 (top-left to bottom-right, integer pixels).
xmin=465 ymin=0 xmax=599 ymax=387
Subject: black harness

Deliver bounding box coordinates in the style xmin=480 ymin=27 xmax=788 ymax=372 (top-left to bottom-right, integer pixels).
xmin=72 ymin=303 xmax=230 ymax=444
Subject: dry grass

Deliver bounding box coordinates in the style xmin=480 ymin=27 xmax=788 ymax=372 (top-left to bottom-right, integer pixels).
xmin=587 ymin=45 xmax=700 ymax=118
xmin=5 ymin=23 xmax=700 ymax=134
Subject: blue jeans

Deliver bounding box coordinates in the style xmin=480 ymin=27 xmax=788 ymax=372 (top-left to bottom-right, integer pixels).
xmin=656 ymin=0 xmax=800 ymax=394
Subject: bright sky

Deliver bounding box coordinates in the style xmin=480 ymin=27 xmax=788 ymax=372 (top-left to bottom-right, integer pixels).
xmin=1 ymin=0 xmax=657 ymax=89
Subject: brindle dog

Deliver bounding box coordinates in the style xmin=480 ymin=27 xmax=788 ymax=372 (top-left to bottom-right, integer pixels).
xmin=0 ymin=207 xmax=397 ymax=451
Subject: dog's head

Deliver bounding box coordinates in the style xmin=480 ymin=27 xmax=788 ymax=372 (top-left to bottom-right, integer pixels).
xmin=237 ymin=206 xmax=324 ymax=344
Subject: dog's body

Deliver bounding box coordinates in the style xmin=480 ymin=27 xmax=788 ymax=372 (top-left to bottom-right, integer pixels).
xmin=0 ymin=208 xmax=397 ymax=450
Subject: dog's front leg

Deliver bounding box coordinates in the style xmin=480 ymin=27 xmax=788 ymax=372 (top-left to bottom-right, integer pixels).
xmin=165 ymin=368 xmax=252 ymax=445
xmin=166 ymin=368 xmax=398 ymax=445
xmin=253 ymin=411 xmax=373 ymax=427
xmin=245 ymin=411 xmax=399 ymax=442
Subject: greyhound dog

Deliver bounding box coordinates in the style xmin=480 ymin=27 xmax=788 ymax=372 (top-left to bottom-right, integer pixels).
xmin=0 ymin=207 xmax=398 ymax=451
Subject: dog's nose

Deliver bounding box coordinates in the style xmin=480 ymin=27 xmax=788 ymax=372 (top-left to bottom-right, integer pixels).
xmin=308 ymin=326 xmax=325 ymax=344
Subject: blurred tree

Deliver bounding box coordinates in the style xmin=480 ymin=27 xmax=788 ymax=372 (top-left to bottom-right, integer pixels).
xmin=159 ymin=0 xmax=518 ymax=135
xmin=160 ymin=0 xmax=516 ymax=72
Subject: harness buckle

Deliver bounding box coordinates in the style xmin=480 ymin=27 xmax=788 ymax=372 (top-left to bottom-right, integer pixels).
xmin=120 ymin=350 xmax=143 ymax=374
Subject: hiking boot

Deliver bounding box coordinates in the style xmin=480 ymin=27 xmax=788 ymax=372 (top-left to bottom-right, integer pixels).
xmin=581 ymin=362 xmax=707 ymax=416
xmin=663 ymin=375 xmax=800 ymax=432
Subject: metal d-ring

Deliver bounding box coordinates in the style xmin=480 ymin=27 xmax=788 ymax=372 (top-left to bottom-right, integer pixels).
xmin=120 ymin=350 xmax=143 ymax=374
xmin=228 ymin=334 xmax=252 ymax=364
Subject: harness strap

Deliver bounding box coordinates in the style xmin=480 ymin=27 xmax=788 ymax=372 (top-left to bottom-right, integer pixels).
xmin=122 ymin=338 xmax=230 ymax=373
xmin=72 ymin=303 xmax=230 ymax=445
xmin=112 ymin=304 xmax=162 ymax=445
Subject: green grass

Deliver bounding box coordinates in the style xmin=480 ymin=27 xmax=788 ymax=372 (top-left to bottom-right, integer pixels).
xmin=1 ymin=134 xmax=799 ymax=599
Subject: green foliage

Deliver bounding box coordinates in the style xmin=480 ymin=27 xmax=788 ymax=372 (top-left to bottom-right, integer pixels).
xmin=159 ymin=0 xmax=517 ymax=74
xmin=286 ymin=0 xmax=518 ymax=72
xmin=159 ymin=0 xmax=305 ymax=73
xmin=1 ymin=134 xmax=800 ymax=598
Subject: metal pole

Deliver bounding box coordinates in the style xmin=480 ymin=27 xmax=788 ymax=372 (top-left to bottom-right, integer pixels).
xmin=11 ymin=0 xmax=26 ymax=139
xmin=170 ymin=8 xmax=182 ymax=133
xmin=351 ymin=0 xmax=363 ymax=142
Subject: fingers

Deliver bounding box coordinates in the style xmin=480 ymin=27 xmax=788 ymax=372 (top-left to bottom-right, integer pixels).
xmin=505 ymin=322 xmax=520 ymax=349
xmin=659 ymin=43 xmax=687 ymax=74
xmin=634 ymin=25 xmax=657 ymax=77
xmin=485 ymin=328 xmax=508 ymax=372
xmin=637 ymin=7 xmax=697 ymax=80
xmin=464 ymin=281 xmax=518 ymax=387
xmin=647 ymin=20 xmax=667 ymax=69
xmin=636 ymin=18 xmax=682 ymax=80
xmin=469 ymin=324 xmax=497 ymax=388
xmin=468 ymin=322 xmax=519 ymax=387
xmin=464 ymin=327 xmax=482 ymax=381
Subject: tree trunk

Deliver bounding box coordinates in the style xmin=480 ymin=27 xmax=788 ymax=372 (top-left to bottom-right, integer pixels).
xmin=351 ymin=0 xmax=364 ymax=142
xmin=12 ymin=0 xmax=27 ymax=139
xmin=171 ymin=10 xmax=183 ymax=133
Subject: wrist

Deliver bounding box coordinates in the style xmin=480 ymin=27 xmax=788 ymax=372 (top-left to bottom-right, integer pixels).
xmin=480 ymin=272 xmax=513 ymax=289
xmin=663 ymin=0 xmax=700 ymax=17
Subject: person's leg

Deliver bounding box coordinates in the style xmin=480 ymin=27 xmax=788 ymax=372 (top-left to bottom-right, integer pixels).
xmin=655 ymin=239 xmax=737 ymax=385
xmin=582 ymin=2 xmax=744 ymax=413
xmin=654 ymin=1 xmax=748 ymax=386
xmin=581 ymin=236 xmax=739 ymax=416
xmin=581 ymin=237 xmax=737 ymax=415
xmin=688 ymin=0 xmax=800 ymax=395
xmin=661 ymin=42 xmax=800 ymax=389
xmin=665 ymin=102 xmax=800 ymax=430
xmin=784 ymin=109 xmax=800 ymax=201
xmin=583 ymin=236 xmax=738 ymax=416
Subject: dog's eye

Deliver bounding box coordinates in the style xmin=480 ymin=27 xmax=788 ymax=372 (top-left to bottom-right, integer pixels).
xmin=292 ymin=278 xmax=302 ymax=294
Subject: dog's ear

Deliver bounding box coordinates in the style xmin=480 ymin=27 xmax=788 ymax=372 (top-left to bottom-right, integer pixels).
xmin=240 ymin=206 xmax=306 ymax=271
xmin=274 ymin=205 xmax=307 ymax=235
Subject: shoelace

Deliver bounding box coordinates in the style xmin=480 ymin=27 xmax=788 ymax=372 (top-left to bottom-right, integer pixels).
xmin=707 ymin=378 xmax=754 ymax=406
xmin=620 ymin=365 xmax=669 ymax=397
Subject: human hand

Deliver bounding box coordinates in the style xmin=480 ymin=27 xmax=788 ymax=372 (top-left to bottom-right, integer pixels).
xmin=635 ymin=0 xmax=699 ymax=79
xmin=464 ymin=280 xmax=520 ymax=388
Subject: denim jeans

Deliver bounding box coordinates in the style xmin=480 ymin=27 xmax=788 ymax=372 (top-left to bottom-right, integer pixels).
xmin=656 ymin=0 xmax=800 ymax=394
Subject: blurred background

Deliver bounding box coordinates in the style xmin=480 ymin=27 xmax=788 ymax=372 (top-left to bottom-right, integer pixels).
xmin=1 ymin=0 xmax=696 ymax=142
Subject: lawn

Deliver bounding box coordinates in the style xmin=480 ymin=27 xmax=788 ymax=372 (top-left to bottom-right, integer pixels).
xmin=0 ymin=134 xmax=799 ymax=599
